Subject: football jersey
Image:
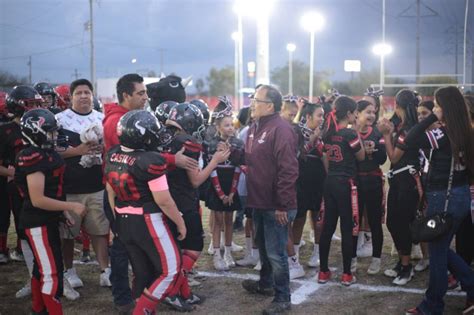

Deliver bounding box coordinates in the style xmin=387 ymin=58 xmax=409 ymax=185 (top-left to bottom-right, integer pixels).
xmin=167 ymin=133 xmax=201 ymax=211
xmin=0 ymin=121 xmax=24 ymax=167
xmin=357 ymin=126 xmax=387 ymax=173
xmin=393 ymin=127 xmax=421 ymax=172
xmin=15 ymin=146 xmax=65 ymax=228
xmin=294 ymin=124 xmax=325 ymax=187
xmin=324 ymin=128 xmax=361 ymax=178
xmin=105 ymin=145 xmax=167 ymax=214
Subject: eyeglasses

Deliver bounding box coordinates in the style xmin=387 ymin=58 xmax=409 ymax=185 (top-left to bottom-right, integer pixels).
xmin=250 ymin=97 xmax=272 ymax=104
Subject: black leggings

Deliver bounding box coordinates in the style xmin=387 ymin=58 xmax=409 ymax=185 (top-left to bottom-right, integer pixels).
xmin=455 ymin=215 xmax=474 ymax=266
xmin=320 ymin=176 xmax=354 ymax=274
xmin=352 ymin=176 xmax=384 ymax=258
xmin=387 ymin=174 xmax=419 ymax=256
xmin=0 ymin=182 xmax=24 ymax=239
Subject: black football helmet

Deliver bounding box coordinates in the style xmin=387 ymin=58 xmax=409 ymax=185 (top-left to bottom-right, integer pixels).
xmin=166 ymin=102 xmax=205 ymax=141
xmin=190 ymin=99 xmax=210 ymax=125
xmin=20 ymin=108 xmax=62 ymax=150
xmin=6 ymin=85 xmax=43 ymax=117
xmin=33 ymin=82 xmax=56 ymax=108
xmin=93 ymin=96 xmax=102 ymax=112
xmin=155 ymin=101 xmax=178 ymax=124
xmin=117 ymin=110 xmax=163 ymax=150
xmin=211 ymin=96 xmax=233 ymax=120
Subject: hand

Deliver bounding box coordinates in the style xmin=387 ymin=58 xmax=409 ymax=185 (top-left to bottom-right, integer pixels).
xmin=364 ymin=140 xmax=375 ymax=155
xmin=70 ymin=203 xmax=87 ymax=218
xmin=87 ymin=142 xmax=103 ymax=155
xmin=177 ymin=223 xmax=187 ymax=241
xmin=212 ymin=148 xmax=230 ymax=164
xmin=221 ymin=195 xmax=230 ymax=205
xmin=296 ymin=97 xmax=307 ymax=110
xmin=228 ymin=193 xmax=234 ymax=205
xmin=275 ymin=210 xmax=288 ymax=226
xmin=377 ymin=119 xmax=392 ymax=135
xmin=216 ymin=141 xmax=229 ymax=152
xmin=175 ymin=147 xmax=199 ymax=171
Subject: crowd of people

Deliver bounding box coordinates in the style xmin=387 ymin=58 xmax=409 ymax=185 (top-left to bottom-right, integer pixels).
xmin=0 ymin=73 xmax=473 ymax=315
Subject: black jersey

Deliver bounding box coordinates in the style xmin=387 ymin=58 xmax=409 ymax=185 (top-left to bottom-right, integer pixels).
xmin=14 ymin=146 xmax=65 ymax=228
xmin=357 ymin=127 xmax=387 ymax=173
xmin=167 ymin=133 xmax=201 ymax=211
xmin=294 ymin=124 xmax=326 ymax=187
xmin=324 ymin=128 xmax=361 ymax=178
xmin=392 ymin=127 xmax=420 ymax=172
xmin=0 ymin=121 xmax=24 ymax=167
xmin=105 ymin=145 xmax=167 ymax=214
xmin=404 ymin=114 xmax=469 ymax=191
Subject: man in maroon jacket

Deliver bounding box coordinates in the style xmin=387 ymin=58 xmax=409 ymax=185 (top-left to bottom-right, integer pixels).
xmin=242 ymin=84 xmax=298 ymax=315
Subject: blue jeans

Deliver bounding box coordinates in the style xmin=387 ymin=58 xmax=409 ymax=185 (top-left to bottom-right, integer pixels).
xmin=103 ymin=192 xmax=133 ymax=306
xmin=252 ymin=209 xmax=296 ymax=303
xmin=418 ymin=185 xmax=474 ymax=315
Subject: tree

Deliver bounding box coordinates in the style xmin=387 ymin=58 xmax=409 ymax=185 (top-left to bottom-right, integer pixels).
xmin=417 ymin=76 xmax=459 ymax=97
xmin=206 ymin=66 xmax=234 ymax=96
xmin=0 ymin=70 xmax=28 ymax=88
xmin=270 ymin=60 xmax=332 ymax=97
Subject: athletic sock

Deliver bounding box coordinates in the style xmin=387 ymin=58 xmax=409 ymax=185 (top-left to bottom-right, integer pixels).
xmin=31 ymin=277 xmax=45 ymax=313
xmin=133 ymin=291 xmax=158 ymax=315
xmin=42 ymin=293 xmax=63 ymax=315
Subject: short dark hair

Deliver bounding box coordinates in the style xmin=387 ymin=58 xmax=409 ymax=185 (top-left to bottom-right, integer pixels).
xmin=70 ymin=79 xmax=93 ymax=96
xmin=116 ymin=73 xmax=144 ymax=103
xmin=258 ymin=84 xmax=282 ymax=112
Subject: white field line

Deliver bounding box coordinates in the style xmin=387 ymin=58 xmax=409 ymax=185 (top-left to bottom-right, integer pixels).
xmin=198 ymin=271 xmax=466 ymax=305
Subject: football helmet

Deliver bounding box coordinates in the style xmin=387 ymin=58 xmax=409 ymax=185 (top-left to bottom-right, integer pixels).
xmin=117 ymin=110 xmax=163 ymax=150
xmin=6 ymin=85 xmax=42 ymax=117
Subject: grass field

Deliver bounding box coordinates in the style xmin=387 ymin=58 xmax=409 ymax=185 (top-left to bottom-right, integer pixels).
xmin=0 ymin=205 xmax=469 ymax=315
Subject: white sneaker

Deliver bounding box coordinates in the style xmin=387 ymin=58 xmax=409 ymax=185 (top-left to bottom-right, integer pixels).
xmin=15 ymin=281 xmax=31 ymax=298
xmin=223 ymin=252 xmax=236 ymax=268
xmin=231 ymin=242 xmax=243 ymax=252
xmin=100 ymin=267 xmax=112 ymax=287
xmin=350 ymin=258 xmax=358 ymax=273
xmin=0 ymin=253 xmax=8 ymax=264
xmin=65 ymin=268 xmax=83 ymax=288
xmin=367 ymin=257 xmax=381 ymax=275
xmin=411 ymin=244 xmax=423 ymax=260
xmin=332 ymin=234 xmax=341 ymax=241
xmin=207 ymin=242 xmax=215 ymax=255
xmin=307 ymin=250 xmax=320 ymax=268
xmin=9 ymin=249 xmax=24 ymax=262
xmin=213 ymin=255 xmax=229 ymax=271
xmin=289 ymin=261 xmax=305 ymax=280
xmin=63 ymin=278 xmax=80 ymax=300
xmin=188 ymin=277 xmax=201 ymax=287
xmin=254 ymin=260 xmax=262 ymax=271
xmin=357 ymin=242 xmax=372 ymax=258
xmin=236 ymin=254 xmax=259 ymax=267
xmin=393 ymin=265 xmax=414 ymax=286
xmin=414 ymin=259 xmax=429 ymax=272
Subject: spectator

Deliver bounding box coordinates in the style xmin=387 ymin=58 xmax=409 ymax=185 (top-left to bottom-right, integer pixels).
xmin=241 ymin=84 xmax=298 ymax=315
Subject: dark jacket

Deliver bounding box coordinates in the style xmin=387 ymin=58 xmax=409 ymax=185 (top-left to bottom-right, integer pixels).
xmin=245 ymin=113 xmax=298 ymax=211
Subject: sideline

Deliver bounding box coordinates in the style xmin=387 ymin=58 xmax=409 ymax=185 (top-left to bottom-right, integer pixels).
xmin=198 ymin=271 xmax=466 ymax=305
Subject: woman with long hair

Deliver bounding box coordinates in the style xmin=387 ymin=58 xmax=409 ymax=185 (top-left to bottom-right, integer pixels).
xmin=403 ymin=86 xmax=474 ymax=315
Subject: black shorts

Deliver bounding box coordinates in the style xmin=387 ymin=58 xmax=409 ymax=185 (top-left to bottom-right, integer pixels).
xmin=296 ymin=188 xmax=323 ymax=219
xmin=175 ymin=209 xmax=204 ymax=252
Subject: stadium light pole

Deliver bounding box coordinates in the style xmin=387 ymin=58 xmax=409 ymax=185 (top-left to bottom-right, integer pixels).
xmin=372 ymin=43 xmax=393 ymax=90
xmin=232 ymin=32 xmax=242 ymax=109
xmin=300 ymin=12 xmax=325 ymax=101
xmin=286 ymin=43 xmax=296 ymax=94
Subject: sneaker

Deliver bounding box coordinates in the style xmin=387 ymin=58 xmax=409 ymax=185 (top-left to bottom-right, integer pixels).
xmin=80 ymin=250 xmax=92 ymax=263
xmin=307 ymin=248 xmax=320 ymax=268
xmin=65 ymin=268 xmax=84 ymax=288
xmin=289 ymin=261 xmax=305 ymax=280
xmin=15 ymin=281 xmax=31 ymax=298
xmin=414 ymin=259 xmax=429 ymax=272
xmin=393 ymin=264 xmax=414 ymax=286
xmin=448 ymin=273 xmax=459 ymax=290
xmin=357 ymin=242 xmax=372 ymax=258
xmin=341 ymin=273 xmax=356 ymax=286
xmin=213 ymin=254 xmax=229 ymax=271
xmin=262 ymin=301 xmax=291 ymax=315
xmin=254 ymin=260 xmax=262 ymax=271
xmin=187 ymin=277 xmax=201 ymax=287
xmin=100 ymin=267 xmax=112 ymax=287
xmin=224 ymin=252 xmax=236 ymax=268
xmin=411 ymin=244 xmax=423 ymax=260
xmin=241 ymin=279 xmax=274 ymax=296
xmin=63 ymin=278 xmax=80 ymax=300
xmin=406 ymin=307 xmax=424 ymax=314
xmin=163 ymin=295 xmax=193 ymax=312
xmin=384 ymin=260 xmax=402 ymax=278
xmin=350 ymin=258 xmax=357 ymax=273
xmin=185 ymin=293 xmax=205 ymax=305
xmin=332 ymin=234 xmax=341 ymax=241
xmin=207 ymin=241 xmax=215 ymax=255
xmin=367 ymin=257 xmax=381 ymax=275
xmin=317 ymin=271 xmax=331 ymax=284
xmin=0 ymin=252 xmax=9 ymax=264
xmin=231 ymin=241 xmax=243 ymax=252
xmin=236 ymin=254 xmax=259 ymax=267
xmin=9 ymin=248 xmax=24 ymax=262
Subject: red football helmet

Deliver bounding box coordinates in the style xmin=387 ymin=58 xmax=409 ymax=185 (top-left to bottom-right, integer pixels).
xmin=54 ymin=84 xmax=71 ymax=110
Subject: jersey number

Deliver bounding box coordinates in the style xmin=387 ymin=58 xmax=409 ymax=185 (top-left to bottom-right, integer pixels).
xmin=107 ymin=171 xmax=140 ymax=201
xmin=324 ymin=144 xmax=343 ymax=162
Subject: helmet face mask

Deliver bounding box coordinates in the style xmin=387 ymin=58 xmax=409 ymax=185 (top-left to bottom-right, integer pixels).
xmin=7 ymin=86 xmax=43 ymax=117
xmin=166 ymin=103 xmax=204 ymax=141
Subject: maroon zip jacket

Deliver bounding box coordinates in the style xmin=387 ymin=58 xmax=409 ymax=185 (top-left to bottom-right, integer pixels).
xmin=245 ymin=113 xmax=298 ymax=211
